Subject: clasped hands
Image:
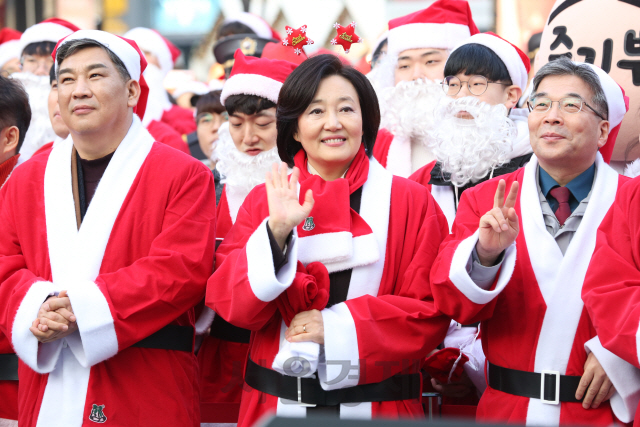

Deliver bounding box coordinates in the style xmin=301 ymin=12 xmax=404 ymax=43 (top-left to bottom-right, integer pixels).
xmin=29 ymin=290 xmax=78 ymax=343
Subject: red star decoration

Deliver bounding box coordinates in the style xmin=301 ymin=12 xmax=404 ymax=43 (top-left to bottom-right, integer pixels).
xmin=282 ymin=25 xmax=314 ymax=55
xmin=331 ymin=21 xmax=362 ymax=54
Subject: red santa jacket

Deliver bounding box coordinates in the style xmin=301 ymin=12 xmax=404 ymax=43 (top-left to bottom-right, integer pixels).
xmin=583 ymin=176 xmax=640 ymax=427
xmin=161 ymin=105 xmax=197 ymax=136
xmin=0 ymin=118 xmax=216 ymax=427
xmin=206 ymin=159 xmax=451 ymax=426
xmin=430 ymin=153 xmax=639 ymax=425
xmin=147 ymin=119 xmax=190 ymax=155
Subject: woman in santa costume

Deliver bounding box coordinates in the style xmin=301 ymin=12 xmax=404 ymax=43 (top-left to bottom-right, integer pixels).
xmin=430 ymin=57 xmax=640 ymax=426
xmin=206 ymin=54 xmax=450 ymax=426
xmin=197 ymin=50 xmax=296 ymax=426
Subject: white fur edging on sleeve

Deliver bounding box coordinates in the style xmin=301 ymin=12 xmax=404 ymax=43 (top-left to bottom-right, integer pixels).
xmin=63 ymin=280 xmax=119 ymax=367
xmin=246 ymin=217 xmax=298 ymax=302
xmin=449 ymin=230 xmax=516 ymax=305
xmin=11 ymin=281 xmax=63 ymax=373
xmin=585 ymin=336 xmax=640 ymax=423
xmin=318 ymin=303 xmax=360 ymax=391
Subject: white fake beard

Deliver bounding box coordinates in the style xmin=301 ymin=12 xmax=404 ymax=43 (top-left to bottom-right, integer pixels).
xmin=11 ymin=72 xmax=57 ymax=163
xmin=428 ymin=96 xmax=516 ymax=187
xmin=378 ymin=78 xmax=444 ymax=142
xmin=215 ymin=122 xmax=281 ymax=199
xmin=141 ymin=63 xmax=172 ymax=126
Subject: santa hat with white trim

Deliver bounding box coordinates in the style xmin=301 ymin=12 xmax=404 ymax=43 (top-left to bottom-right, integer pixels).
xmin=223 ymin=12 xmax=281 ymax=40
xmin=220 ymin=50 xmax=297 ymax=106
xmin=53 ymin=30 xmax=150 ymax=121
xmin=448 ymin=32 xmax=531 ymax=90
xmin=123 ymin=27 xmax=181 ymax=77
xmin=18 ymin=18 xmax=80 ymax=56
xmin=0 ymin=28 xmax=22 ymax=69
xmin=579 ymin=62 xmax=629 ymax=164
xmin=387 ymin=0 xmax=479 ymax=58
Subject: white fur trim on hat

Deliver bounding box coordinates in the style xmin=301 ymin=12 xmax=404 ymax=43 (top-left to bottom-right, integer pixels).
xmin=0 ymin=39 xmax=20 ymax=69
xmin=124 ymin=27 xmax=172 ymax=77
xmin=56 ymin=30 xmax=141 ymax=82
xmin=220 ymin=73 xmax=282 ymax=105
xmin=388 ymin=22 xmax=470 ymax=57
xmin=172 ymin=80 xmax=210 ymax=100
xmin=19 ymin=22 xmax=74 ymax=56
xmin=224 ymin=12 xmax=272 ymax=39
xmin=581 ymin=62 xmax=626 ymax=127
xmin=450 ymin=33 xmax=528 ymax=90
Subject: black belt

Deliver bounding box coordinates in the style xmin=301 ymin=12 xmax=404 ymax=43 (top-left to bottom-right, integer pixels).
xmin=132 ymin=324 xmax=194 ymax=352
xmin=488 ymin=362 xmax=582 ymax=404
xmin=245 ymin=356 xmax=420 ymax=406
xmin=209 ymin=316 xmax=251 ymax=344
xmin=0 ymin=353 xmax=18 ymax=381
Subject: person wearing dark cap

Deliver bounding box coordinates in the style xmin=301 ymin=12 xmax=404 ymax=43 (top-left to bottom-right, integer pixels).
xmin=0 ymin=30 xmax=216 ymax=426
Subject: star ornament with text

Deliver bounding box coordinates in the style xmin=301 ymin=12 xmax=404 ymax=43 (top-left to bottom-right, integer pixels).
xmin=282 ymin=25 xmax=314 ymax=55
xmin=331 ymin=21 xmax=362 ymax=54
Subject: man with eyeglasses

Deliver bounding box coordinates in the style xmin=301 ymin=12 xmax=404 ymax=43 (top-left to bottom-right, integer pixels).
xmin=431 ymin=56 xmax=640 ymax=426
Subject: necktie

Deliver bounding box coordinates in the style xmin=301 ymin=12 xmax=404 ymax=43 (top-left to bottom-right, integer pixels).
xmin=549 ymin=186 xmax=571 ymax=226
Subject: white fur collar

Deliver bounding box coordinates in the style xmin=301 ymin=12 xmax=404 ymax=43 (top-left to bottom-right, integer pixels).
xmin=624 ymin=158 xmax=640 ymax=178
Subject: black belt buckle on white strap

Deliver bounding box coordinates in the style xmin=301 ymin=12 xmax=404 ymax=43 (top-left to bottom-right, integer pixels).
xmin=488 ymin=362 xmax=582 ymax=405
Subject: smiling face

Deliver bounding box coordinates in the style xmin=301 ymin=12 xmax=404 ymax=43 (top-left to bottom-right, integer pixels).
xmin=47 ymin=78 xmax=69 ymax=139
xmin=529 ymin=74 xmax=609 ymax=172
xmin=57 ymin=46 xmax=139 ymax=138
xmin=228 ymin=107 xmax=277 ymax=156
xmin=395 ymin=48 xmax=449 ymax=84
xmin=294 ymin=74 xmax=363 ymax=177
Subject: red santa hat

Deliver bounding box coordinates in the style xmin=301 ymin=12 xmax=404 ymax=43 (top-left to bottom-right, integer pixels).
xmin=224 ymin=12 xmax=281 ymax=40
xmin=579 ymin=62 xmax=629 ymax=164
xmin=123 ymin=27 xmax=181 ymax=77
xmin=220 ymin=50 xmax=297 ymax=106
xmin=19 ymin=18 xmax=80 ymax=56
xmin=53 ymin=30 xmax=149 ymax=121
xmin=262 ymin=41 xmax=307 ymax=65
xmin=449 ymin=32 xmax=530 ymax=90
xmin=387 ymin=0 xmax=479 ymax=58
xmin=0 ymin=28 xmax=22 ymax=69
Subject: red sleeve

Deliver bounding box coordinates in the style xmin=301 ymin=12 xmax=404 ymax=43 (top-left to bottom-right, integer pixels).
xmin=147 ymin=120 xmax=191 ymax=155
xmin=408 ymin=160 xmax=436 ymax=192
xmin=583 ymin=178 xmax=640 ymax=368
xmin=161 ymin=105 xmax=197 ymax=135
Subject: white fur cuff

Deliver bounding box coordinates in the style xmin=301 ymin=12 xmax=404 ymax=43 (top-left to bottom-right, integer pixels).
xmin=319 ymin=303 xmax=360 ymax=390
xmin=246 ymin=218 xmax=298 ymax=302
xmin=449 ymin=230 xmax=516 ymax=305
xmin=11 ymin=281 xmax=63 ymax=373
xmin=585 ymin=336 xmax=640 ymax=423
xmin=65 ymin=280 xmax=118 ymax=367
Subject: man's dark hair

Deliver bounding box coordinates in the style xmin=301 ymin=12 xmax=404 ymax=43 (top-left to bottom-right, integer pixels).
xmin=217 ymin=22 xmax=256 ymax=39
xmin=56 ymin=38 xmax=131 ymax=82
xmin=225 ymin=94 xmax=275 ymax=117
xmin=22 ymin=41 xmax=56 ymax=58
xmin=0 ymin=75 xmax=32 ymax=153
xmin=276 ymin=54 xmax=380 ymax=167
xmin=196 ymin=90 xmax=226 ymax=116
xmin=49 ymin=63 xmax=56 ymax=84
xmin=444 ymin=43 xmax=513 ymax=85
xmin=371 ymin=38 xmax=388 ymax=68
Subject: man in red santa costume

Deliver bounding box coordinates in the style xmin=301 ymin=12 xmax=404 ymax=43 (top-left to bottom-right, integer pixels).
xmin=0 ymin=74 xmax=30 ymax=427
xmin=430 ymin=56 xmax=640 ymax=425
xmin=197 ymin=50 xmax=295 ymax=426
xmin=12 ymin=18 xmax=79 ymax=162
xmin=124 ymin=27 xmax=192 ymax=153
xmin=0 ymin=28 xmax=22 ymax=76
xmin=0 ymin=30 xmax=216 ymax=427
xmin=372 ymin=0 xmax=479 ymax=178
xmin=410 ymin=33 xmax=532 ymax=229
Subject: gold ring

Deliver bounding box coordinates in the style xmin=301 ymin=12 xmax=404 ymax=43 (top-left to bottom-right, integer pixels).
xmin=303 ymin=325 xmax=307 ymax=333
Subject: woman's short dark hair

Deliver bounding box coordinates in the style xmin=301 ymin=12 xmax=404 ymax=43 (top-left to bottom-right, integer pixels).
xmin=276 ymin=54 xmax=380 ymax=167
xmin=22 ymin=41 xmax=56 ymax=58
xmin=444 ymin=43 xmax=512 ymax=85
xmin=195 ymin=90 xmax=225 ymax=116
xmin=225 ymin=94 xmax=275 ymax=117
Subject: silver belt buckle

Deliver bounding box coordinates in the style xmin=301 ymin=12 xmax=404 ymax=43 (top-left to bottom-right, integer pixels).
xmin=540 ymin=370 xmax=560 ymax=405
xmin=297 ymin=376 xmax=316 ymax=407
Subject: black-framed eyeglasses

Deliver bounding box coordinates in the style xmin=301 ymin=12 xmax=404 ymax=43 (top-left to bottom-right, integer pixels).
xmin=527 ymin=96 xmax=607 ymax=121
xmin=441 ymin=75 xmax=511 ymax=96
